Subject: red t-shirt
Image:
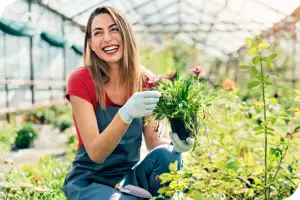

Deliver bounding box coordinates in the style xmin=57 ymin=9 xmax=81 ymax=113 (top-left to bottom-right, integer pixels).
xmin=65 ymin=66 xmax=152 ymax=149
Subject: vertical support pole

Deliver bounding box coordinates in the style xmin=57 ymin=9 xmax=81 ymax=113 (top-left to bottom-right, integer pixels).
xmin=292 ymin=35 xmax=296 ymax=88
xmin=29 ymin=0 xmax=35 ymax=105
xmin=234 ymin=57 xmax=239 ymax=82
xmin=62 ymin=18 xmax=67 ymax=99
xmin=4 ymin=33 xmax=10 ymax=122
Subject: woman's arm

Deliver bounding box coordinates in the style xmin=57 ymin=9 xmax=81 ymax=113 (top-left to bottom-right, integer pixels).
xmin=143 ymin=116 xmax=170 ymax=151
xmin=70 ymin=95 xmax=129 ymax=164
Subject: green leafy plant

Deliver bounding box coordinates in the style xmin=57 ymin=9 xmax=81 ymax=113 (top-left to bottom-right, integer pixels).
xmin=238 ymin=35 xmax=293 ymax=199
xmin=144 ymin=66 xmax=214 ymax=140
xmin=288 ymin=90 xmax=300 ymax=117
xmin=54 ymin=116 xmax=73 ymax=133
xmin=24 ymin=108 xmax=57 ymax=125
xmin=0 ymin=123 xmax=18 ymax=154
xmin=14 ymin=123 xmax=38 ymax=149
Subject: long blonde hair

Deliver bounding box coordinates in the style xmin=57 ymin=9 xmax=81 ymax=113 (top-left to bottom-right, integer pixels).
xmin=83 ymin=6 xmax=142 ymax=110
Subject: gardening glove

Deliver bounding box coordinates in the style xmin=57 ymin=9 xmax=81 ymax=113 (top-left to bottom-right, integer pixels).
xmin=118 ymin=91 xmax=161 ymax=124
xmin=169 ymin=131 xmax=194 ymax=153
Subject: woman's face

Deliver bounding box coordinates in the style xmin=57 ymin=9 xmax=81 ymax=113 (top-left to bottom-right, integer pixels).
xmin=89 ymin=13 xmax=123 ymax=65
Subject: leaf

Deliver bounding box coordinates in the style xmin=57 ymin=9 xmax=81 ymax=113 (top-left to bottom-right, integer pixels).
xmin=264 ymin=80 xmax=272 ymax=85
xmin=169 ymin=161 xmax=178 ymax=172
xmin=159 ymin=173 xmax=172 ymax=184
xmin=261 ymin=121 xmax=267 ymax=127
xmin=270 ymin=147 xmax=282 ymax=157
xmin=251 ymin=67 xmax=258 ymax=76
xmin=254 ymin=126 xmax=263 ymax=131
xmin=238 ymin=65 xmax=250 ymax=69
xmin=255 ymin=131 xmax=264 ymax=135
xmin=271 ymin=97 xmax=278 ymax=104
xmin=267 ymin=61 xmax=275 ymax=69
xmin=287 ymin=108 xmax=300 ymax=112
xmin=191 ymin=140 xmax=197 ymax=152
xmin=295 ymin=112 xmax=300 ymax=117
xmin=245 ymin=38 xmax=253 ymax=48
xmin=258 ymin=42 xmax=270 ymax=49
xmin=261 ymin=57 xmax=268 ymax=62
xmin=248 ymin=47 xmax=257 ymax=56
xmin=249 ymin=81 xmax=260 ymax=88
xmin=293 ymin=132 xmax=300 ymax=138
xmin=157 ymin=187 xmax=169 ymax=194
xmin=252 ymin=56 xmax=260 ymax=65
xmin=254 ymin=75 xmax=263 ymax=81
xmin=295 ymin=90 xmax=300 ymax=96
xmin=271 ymin=118 xmax=277 ymax=124
xmin=267 ymin=132 xmax=275 ymax=136
xmin=270 ymin=73 xmax=280 ymax=77
xmin=268 ymin=53 xmax=277 ymax=60
xmin=249 ymin=175 xmax=262 ymax=185
xmin=194 ymin=190 xmax=206 ymax=200
xmin=288 ymin=165 xmax=293 ymax=173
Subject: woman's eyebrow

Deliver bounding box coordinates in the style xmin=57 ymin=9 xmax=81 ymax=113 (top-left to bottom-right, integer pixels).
xmin=92 ymin=24 xmax=117 ymax=32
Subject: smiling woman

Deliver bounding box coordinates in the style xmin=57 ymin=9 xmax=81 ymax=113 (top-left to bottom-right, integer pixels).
xmin=61 ymin=6 xmax=194 ymax=200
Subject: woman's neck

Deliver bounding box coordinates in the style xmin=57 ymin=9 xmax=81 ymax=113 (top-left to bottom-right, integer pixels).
xmin=107 ymin=62 xmax=121 ymax=91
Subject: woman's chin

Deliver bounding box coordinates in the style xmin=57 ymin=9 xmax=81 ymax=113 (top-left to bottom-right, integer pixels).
xmin=105 ymin=58 xmax=122 ymax=65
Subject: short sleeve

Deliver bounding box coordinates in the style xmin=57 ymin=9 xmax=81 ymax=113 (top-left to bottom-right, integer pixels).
xmin=65 ymin=69 xmax=93 ymax=104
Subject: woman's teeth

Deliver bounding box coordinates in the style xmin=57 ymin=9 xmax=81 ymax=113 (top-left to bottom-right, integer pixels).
xmin=103 ymin=45 xmax=119 ymax=52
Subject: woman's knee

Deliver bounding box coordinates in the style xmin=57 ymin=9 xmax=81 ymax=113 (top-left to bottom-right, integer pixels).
xmin=150 ymin=144 xmax=182 ymax=167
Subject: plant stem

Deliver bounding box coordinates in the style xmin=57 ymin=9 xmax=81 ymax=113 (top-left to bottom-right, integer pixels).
xmin=273 ymin=141 xmax=289 ymax=181
xmin=259 ymin=52 xmax=268 ymax=200
xmin=204 ymin=124 xmax=213 ymax=188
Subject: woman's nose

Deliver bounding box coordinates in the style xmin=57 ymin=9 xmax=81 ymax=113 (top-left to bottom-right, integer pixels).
xmin=103 ymin=32 xmax=112 ymax=43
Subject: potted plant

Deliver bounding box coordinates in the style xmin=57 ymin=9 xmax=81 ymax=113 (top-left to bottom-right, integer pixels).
xmin=144 ymin=66 xmax=214 ymax=140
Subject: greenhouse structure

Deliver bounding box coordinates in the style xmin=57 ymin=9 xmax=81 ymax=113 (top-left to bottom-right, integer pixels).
xmin=0 ymin=0 xmax=300 ymax=199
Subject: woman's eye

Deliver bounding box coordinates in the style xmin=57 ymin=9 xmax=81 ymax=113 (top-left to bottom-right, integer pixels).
xmin=111 ymin=28 xmax=119 ymax=32
xmin=94 ymin=32 xmax=102 ymax=36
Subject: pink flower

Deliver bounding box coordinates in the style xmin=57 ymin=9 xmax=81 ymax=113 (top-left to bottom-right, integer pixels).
xmin=143 ymin=75 xmax=163 ymax=89
xmin=191 ymin=66 xmax=203 ymax=75
xmin=165 ymin=72 xmax=176 ymax=80
xmin=222 ymin=78 xmax=236 ymax=90
xmin=149 ymin=75 xmax=163 ymax=83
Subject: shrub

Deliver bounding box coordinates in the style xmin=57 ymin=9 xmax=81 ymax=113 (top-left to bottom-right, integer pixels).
xmin=14 ymin=123 xmax=38 ymax=149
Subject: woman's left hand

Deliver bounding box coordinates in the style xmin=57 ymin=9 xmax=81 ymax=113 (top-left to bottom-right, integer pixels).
xmin=169 ymin=131 xmax=194 ymax=153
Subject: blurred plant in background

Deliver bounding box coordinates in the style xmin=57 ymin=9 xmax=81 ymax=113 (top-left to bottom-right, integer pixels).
xmin=13 ymin=123 xmax=38 ymax=150
xmin=151 ymin=36 xmax=300 ymax=200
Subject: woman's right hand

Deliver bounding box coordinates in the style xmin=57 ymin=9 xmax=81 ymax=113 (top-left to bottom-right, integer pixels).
xmin=118 ymin=91 xmax=161 ymax=124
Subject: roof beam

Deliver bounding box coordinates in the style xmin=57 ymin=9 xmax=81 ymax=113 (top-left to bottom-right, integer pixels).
xmin=120 ymin=0 xmax=150 ymax=36
xmin=201 ymin=0 xmax=230 ymax=46
xmin=35 ymin=0 xmax=85 ymax=30
xmin=141 ymin=1 xmax=178 ymax=20
xmin=132 ymin=0 xmax=158 ymax=11
xmin=143 ymin=21 xmax=259 ymax=33
xmin=144 ymin=20 xmax=267 ymax=27
xmin=252 ymin=0 xmax=288 ymax=16
xmin=141 ymin=27 xmax=256 ymax=34
xmin=70 ymin=0 xmax=108 ymax=19
xmin=189 ymin=35 xmax=229 ymax=56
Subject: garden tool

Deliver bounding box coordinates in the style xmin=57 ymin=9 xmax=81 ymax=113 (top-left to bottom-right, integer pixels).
xmin=115 ymin=184 xmax=152 ymax=198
